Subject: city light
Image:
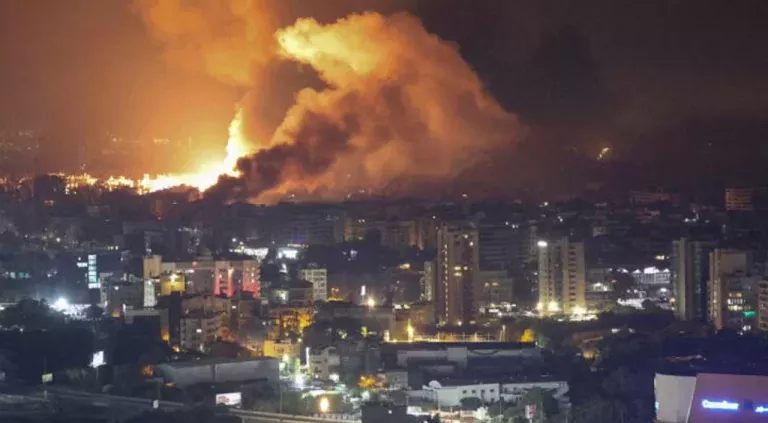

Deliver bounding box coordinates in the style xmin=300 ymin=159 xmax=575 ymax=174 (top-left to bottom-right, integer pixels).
xmin=319 ymin=397 xmax=330 ymax=414
xmin=294 ymin=373 xmax=306 ymax=389
xmin=537 ymin=240 xmax=548 ymax=248
xmin=701 ymin=399 xmax=739 ymax=411
xmin=571 ymin=306 xmax=586 ymax=316
xmin=278 ymin=247 xmax=299 ymax=260
xmin=51 ymin=297 xmax=69 ymax=312
xmin=547 ymin=301 xmax=560 ymax=313
xmin=367 ymin=297 xmax=376 ymax=309
xmin=407 ymin=323 xmax=415 ymax=342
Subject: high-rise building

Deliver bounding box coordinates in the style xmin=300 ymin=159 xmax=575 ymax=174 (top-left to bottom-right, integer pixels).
xmin=671 ymin=238 xmax=717 ymax=321
xmin=300 ymin=265 xmax=328 ymax=302
xmin=479 ymin=269 xmax=514 ymax=307
xmin=100 ymin=275 xmax=144 ymax=317
xmin=343 ymin=218 xmax=418 ymax=250
xmin=421 ymin=261 xmax=436 ymax=302
xmin=436 ymin=223 xmax=480 ymax=325
xmin=758 ymin=281 xmax=768 ymax=332
xmin=708 ymin=249 xmax=760 ymax=331
xmin=478 ymin=223 xmax=515 ymax=271
xmin=725 ymin=188 xmax=755 ymax=211
xmin=537 ymin=238 xmax=586 ymax=316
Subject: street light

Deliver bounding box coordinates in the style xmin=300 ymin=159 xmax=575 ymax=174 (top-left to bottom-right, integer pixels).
xmin=366 ymin=297 xmax=375 ymax=309
xmin=547 ymin=301 xmax=560 ymax=313
xmin=319 ymin=396 xmax=330 ymax=414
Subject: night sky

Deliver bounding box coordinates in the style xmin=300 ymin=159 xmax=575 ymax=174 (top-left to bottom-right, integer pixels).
xmin=1 ymin=0 xmax=767 ymax=193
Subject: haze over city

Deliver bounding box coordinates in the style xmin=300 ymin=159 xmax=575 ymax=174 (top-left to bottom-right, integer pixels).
xmin=2 ymin=0 xmax=768 ymax=201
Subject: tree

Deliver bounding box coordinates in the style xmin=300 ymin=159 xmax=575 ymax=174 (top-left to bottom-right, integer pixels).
xmin=460 ymin=397 xmax=483 ymax=410
xmin=610 ymin=272 xmax=635 ymax=300
xmin=0 ymin=299 xmax=64 ymax=331
xmin=640 ymin=300 xmax=660 ymax=311
xmin=505 ymin=388 xmax=560 ymax=422
xmin=570 ymin=367 xmax=655 ymax=423
xmin=84 ymin=304 xmax=104 ymax=321
xmin=0 ymin=325 xmax=93 ymax=384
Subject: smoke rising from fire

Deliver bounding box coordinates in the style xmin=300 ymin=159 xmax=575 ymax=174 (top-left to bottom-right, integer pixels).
xmin=134 ymin=2 xmax=521 ymax=202
xmin=133 ymin=0 xmax=278 ymax=86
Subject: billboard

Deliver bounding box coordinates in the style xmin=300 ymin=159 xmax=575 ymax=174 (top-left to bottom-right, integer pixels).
xmin=90 ymin=351 xmax=105 ymax=368
xmin=215 ymin=392 xmax=242 ymax=407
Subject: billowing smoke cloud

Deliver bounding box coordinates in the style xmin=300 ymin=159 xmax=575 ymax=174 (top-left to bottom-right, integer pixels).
xmin=133 ymin=0 xmax=279 ymax=85
xmin=134 ymin=2 xmax=522 ymax=202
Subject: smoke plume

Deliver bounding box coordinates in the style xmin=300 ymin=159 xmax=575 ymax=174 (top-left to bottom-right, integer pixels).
xmin=135 ymin=2 xmax=521 ymax=202
xmin=133 ymin=0 xmax=279 ymax=85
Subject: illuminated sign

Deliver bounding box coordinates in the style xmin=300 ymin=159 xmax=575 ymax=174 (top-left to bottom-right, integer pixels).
xmin=90 ymin=351 xmax=105 ymax=368
xmin=702 ymin=399 xmax=739 ymax=411
xmin=87 ymin=254 xmax=99 ymax=289
xmin=756 ymin=406 xmax=768 ymax=413
xmin=215 ymin=392 xmax=242 ymax=407
xmin=278 ymin=247 xmax=299 ymax=260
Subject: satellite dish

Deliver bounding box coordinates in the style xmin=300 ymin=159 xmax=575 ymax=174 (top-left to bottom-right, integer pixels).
xmin=428 ymin=380 xmax=442 ymax=390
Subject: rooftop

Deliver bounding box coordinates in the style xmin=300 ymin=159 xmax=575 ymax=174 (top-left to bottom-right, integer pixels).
xmin=385 ymin=341 xmax=537 ymax=351
xmin=163 ymin=356 xmax=277 ymax=368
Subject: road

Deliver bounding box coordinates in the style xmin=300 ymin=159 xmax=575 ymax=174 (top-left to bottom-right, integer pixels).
xmin=18 ymin=388 xmax=359 ymax=423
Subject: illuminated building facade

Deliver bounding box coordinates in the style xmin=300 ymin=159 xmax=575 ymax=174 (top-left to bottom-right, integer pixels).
xmin=759 ymin=281 xmax=768 ymax=332
xmin=100 ymin=276 xmax=144 ymax=317
xmin=537 ymin=238 xmax=586 ymax=316
xmin=344 ymin=217 xmax=419 ymax=250
xmin=436 ymin=223 xmax=480 ymax=325
xmin=159 ymin=272 xmax=186 ymax=296
xmin=421 ymin=261 xmax=436 ymax=302
xmin=179 ymin=311 xmax=227 ymax=352
xmin=725 ymin=187 xmax=755 ymax=211
xmin=708 ymin=248 xmax=759 ymax=331
xmin=479 ymin=269 xmax=514 ymax=307
xmin=299 ymin=265 xmax=328 ymax=302
xmin=656 ymin=371 xmax=768 ymax=423
xmin=146 ymin=257 xmax=260 ymax=298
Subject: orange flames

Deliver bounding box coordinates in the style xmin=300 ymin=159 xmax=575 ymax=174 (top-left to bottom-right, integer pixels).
xmin=134 ymin=108 xmax=249 ymax=193
xmin=66 ymin=108 xmax=249 ymax=194
xmin=113 ymin=3 xmax=521 ymax=201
